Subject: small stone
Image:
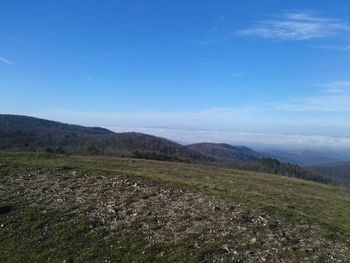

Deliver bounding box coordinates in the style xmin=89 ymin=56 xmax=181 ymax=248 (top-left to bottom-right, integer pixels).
xmin=238 ymin=226 xmax=247 ymax=231
xmin=222 ymin=244 xmax=229 ymax=252
xmin=213 ymin=205 xmax=220 ymax=211
xmin=250 ymin=238 xmax=257 ymax=244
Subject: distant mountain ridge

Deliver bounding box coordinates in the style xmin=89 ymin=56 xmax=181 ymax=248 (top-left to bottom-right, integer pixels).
xmin=187 ymin=142 xmax=264 ymax=164
xmin=0 ymin=114 xmax=112 ymax=135
xmin=187 ymin=142 xmax=329 ymax=183
xmin=263 ymin=149 xmax=344 ymax=167
xmin=0 ymin=114 xmax=213 ymax=163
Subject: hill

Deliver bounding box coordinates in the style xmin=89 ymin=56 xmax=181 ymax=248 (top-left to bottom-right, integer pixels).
xmin=245 ymin=158 xmax=330 ymax=184
xmin=0 ymin=114 xmax=213 ymax=163
xmin=307 ymin=162 xmax=350 ymax=185
xmin=187 ymin=143 xmax=328 ymax=184
xmin=187 ymin=143 xmax=263 ymax=164
xmin=263 ymin=149 xmax=343 ymax=167
xmin=0 ymin=153 xmax=349 ymax=262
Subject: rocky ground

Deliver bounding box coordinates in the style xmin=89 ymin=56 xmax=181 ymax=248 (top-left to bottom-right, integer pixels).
xmin=0 ymin=154 xmax=349 ymax=262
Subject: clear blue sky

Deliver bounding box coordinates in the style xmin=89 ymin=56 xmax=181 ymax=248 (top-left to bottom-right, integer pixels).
xmin=1 ymin=0 xmax=350 ymax=149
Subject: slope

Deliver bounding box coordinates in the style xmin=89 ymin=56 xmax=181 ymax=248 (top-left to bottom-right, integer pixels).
xmin=0 ymin=153 xmax=349 ymax=262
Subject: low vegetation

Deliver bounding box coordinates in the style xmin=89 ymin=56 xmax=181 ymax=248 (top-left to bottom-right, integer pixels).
xmin=1 ymin=152 xmax=349 ymax=262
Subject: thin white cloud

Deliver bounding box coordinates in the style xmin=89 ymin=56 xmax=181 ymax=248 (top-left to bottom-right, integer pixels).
xmin=237 ymin=12 xmax=350 ymax=40
xmin=274 ymin=94 xmax=350 ymax=112
xmin=7 ymin=35 xmax=90 ymax=75
xmin=274 ymin=81 xmax=350 ymax=111
xmin=98 ymin=49 xmax=132 ymax=58
xmin=199 ymin=61 xmax=214 ymax=66
xmin=311 ymin=44 xmax=350 ymax=52
xmin=323 ymin=81 xmax=350 ymax=93
xmin=0 ymin=56 xmax=14 ymax=65
xmin=228 ymin=72 xmax=245 ymax=78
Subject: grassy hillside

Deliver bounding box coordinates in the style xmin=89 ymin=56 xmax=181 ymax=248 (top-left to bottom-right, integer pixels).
xmin=308 ymin=162 xmax=350 ymax=185
xmin=0 ymin=114 xmax=213 ymax=163
xmin=186 ymin=143 xmax=328 ymax=184
xmin=241 ymin=158 xmax=331 ymax=184
xmin=1 ymin=153 xmax=349 ymax=262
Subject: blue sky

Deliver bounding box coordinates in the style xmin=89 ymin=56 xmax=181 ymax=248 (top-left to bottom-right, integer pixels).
xmin=1 ymin=0 xmax=350 ymax=150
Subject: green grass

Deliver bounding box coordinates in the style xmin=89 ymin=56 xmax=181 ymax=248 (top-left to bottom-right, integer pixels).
xmin=4 ymin=152 xmax=347 ymax=236
xmin=1 ymin=152 xmax=350 ymax=262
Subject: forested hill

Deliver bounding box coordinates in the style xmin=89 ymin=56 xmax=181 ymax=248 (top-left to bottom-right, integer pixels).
xmin=187 ymin=143 xmax=263 ymax=164
xmin=247 ymin=158 xmax=331 ymax=184
xmin=307 ymin=162 xmax=350 ymax=185
xmin=0 ymin=114 xmax=213 ymax=163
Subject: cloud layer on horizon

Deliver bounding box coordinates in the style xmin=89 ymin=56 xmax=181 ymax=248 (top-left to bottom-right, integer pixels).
xmin=106 ymin=126 xmax=350 ymax=152
xmin=19 ymin=102 xmax=350 ymax=151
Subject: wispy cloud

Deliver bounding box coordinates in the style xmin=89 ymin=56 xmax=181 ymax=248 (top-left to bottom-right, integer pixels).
xmin=237 ymin=12 xmax=350 ymax=40
xmin=98 ymin=49 xmax=132 ymax=58
xmin=7 ymin=35 xmax=91 ymax=76
xmin=274 ymin=81 xmax=350 ymax=112
xmin=323 ymin=81 xmax=350 ymax=93
xmin=274 ymin=95 xmax=350 ymax=112
xmin=199 ymin=61 xmax=214 ymax=66
xmin=228 ymin=72 xmax=245 ymax=78
xmin=0 ymin=56 xmax=14 ymax=65
xmin=311 ymin=44 xmax=350 ymax=52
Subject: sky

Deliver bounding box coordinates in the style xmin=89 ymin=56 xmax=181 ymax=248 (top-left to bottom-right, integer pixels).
xmin=1 ymin=0 xmax=350 ymax=151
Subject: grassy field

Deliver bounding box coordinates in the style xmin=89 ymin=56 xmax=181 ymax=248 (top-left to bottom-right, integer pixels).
xmin=1 ymin=152 xmax=350 ymax=262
